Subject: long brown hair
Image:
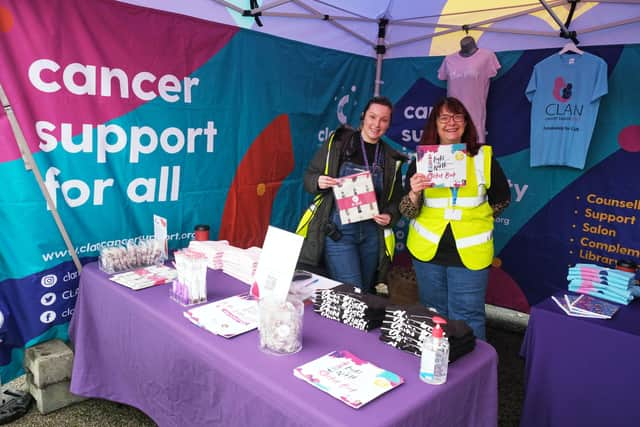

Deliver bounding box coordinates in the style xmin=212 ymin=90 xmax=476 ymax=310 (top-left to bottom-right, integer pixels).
xmin=418 ymin=97 xmax=481 ymax=156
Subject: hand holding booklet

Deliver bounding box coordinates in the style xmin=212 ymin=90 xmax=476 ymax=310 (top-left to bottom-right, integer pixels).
xmin=416 ymin=143 xmax=467 ymax=188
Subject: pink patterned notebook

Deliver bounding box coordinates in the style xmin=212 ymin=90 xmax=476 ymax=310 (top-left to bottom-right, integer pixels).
xmin=293 ymin=350 xmax=404 ymax=409
xmin=565 ymin=294 xmax=620 ymax=318
xmin=332 ymin=171 xmax=379 ymax=224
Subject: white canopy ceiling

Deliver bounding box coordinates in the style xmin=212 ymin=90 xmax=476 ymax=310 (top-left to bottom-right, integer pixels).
xmin=118 ymin=0 xmax=640 ymax=58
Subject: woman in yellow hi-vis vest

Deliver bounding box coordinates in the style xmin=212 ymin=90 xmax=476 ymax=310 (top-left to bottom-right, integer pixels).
xmin=400 ymin=97 xmax=510 ymax=340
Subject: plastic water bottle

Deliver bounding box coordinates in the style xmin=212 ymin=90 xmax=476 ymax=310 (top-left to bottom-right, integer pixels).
xmin=419 ymin=316 xmax=450 ymax=385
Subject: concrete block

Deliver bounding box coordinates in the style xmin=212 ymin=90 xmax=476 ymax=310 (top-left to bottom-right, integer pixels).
xmin=26 ymin=374 xmax=86 ymax=414
xmin=23 ymin=339 xmax=73 ymax=388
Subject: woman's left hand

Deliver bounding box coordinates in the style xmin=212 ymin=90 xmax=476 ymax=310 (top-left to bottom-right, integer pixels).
xmin=373 ymin=213 xmax=391 ymax=227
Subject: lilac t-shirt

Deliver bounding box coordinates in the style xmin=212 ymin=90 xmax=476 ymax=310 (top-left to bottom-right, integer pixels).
xmin=438 ymin=48 xmax=501 ymax=143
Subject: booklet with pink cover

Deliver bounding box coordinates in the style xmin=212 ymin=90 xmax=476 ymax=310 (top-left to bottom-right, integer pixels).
xmin=332 ymin=171 xmax=379 ymax=224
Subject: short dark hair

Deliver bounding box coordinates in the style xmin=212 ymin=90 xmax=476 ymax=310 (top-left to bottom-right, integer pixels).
xmin=418 ymin=97 xmax=480 ymax=156
xmin=360 ymin=96 xmax=393 ymax=121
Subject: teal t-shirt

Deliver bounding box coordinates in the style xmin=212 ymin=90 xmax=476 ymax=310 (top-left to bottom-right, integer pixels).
xmin=526 ymin=52 xmax=608 ymax=169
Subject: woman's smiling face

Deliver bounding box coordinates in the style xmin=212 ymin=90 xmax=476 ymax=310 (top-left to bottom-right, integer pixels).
xmin=436 ymin=106 xmax=466 ymax=145
xmin=361 ymin=103 xmax=392 ymax=143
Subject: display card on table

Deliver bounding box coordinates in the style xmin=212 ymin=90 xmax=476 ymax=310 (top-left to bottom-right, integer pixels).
xmin=153 ymin=214 xmax=168 ymax=260
xmin=332 ymin=171 xmax=379 ymax=225
xmin=293 ymin=350 xmax=404 ymax=409
xmin=252 ymin=226 xmax=304 ymax=303
xmin=416 ymin=143 xmax=467 ymax=188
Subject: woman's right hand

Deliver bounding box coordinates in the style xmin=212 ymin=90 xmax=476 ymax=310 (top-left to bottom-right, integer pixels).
xmin=317 ymin=175 xmax=338 ymax=190
xmin=409 ymin=173 xmax=429 ymax=195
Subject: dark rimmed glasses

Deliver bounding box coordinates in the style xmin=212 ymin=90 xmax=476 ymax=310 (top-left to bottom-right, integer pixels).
xmin=437 ymin=113 xmax=465 ymax=124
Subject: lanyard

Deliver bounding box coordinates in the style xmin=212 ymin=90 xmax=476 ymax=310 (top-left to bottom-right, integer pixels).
xmin=360 ymin=136 xmax=380 ymax=172
xmin=451 ymin=187 xmax=459 ymax=207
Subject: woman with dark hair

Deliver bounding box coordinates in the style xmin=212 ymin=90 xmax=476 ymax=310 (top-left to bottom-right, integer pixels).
xmin=299 ymin=96 xmax=407 ymax=292
xmin=400 ymin=97 xmax=510 ymax=340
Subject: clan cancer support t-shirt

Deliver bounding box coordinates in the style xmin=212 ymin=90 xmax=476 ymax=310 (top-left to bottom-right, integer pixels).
xmin=526 ymin=52 xmax=608 ymax=169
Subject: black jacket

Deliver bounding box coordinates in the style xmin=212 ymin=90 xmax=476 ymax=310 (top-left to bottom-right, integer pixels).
xmin=299 ymin=125 xmax=407 ymax=280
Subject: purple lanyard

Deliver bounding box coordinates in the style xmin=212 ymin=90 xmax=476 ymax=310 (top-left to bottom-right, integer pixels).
xmin=360 ymin=136 xmax=380 ymax=171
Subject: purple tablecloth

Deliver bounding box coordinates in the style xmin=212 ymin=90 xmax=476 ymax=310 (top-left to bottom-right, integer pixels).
xmin=70 ymin=262 xmax=497 ymax=427
xmin=520 ymin=293 xmax=640 ymax=427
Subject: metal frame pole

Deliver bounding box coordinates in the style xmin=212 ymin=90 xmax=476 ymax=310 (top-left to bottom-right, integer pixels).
xmin=374 ymin=19 xmax=388 ymax=96
xmin=0 ymin=83 xmax=82 ymax=273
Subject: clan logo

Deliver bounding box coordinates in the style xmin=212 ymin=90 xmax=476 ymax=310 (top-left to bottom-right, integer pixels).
xmin=553 ymin=77 xmax=573 ymax=102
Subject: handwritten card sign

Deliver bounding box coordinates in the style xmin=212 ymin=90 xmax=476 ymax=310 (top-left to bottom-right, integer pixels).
xmin=416 ymin=143 xmax=467 ymax=188
xmin=332 ymin=171 xmax=379 ymax=225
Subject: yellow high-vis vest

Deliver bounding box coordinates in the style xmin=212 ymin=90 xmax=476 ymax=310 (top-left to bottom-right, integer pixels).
xmin=384 ymin=228 xmax=395 ymax=260
xmin=406 ymin=145 xmax=494 ymax=270
xmin=382 ymin=158 xmax=404 ymax=261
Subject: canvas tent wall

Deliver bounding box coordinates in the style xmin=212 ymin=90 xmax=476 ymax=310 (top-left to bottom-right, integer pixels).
xmin=119 ymin=0 xmax=640 ymax=56
xmin=120 ymin=0 xmax=640 ymax=95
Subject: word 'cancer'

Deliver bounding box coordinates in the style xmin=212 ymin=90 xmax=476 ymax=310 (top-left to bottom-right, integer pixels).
xmin=29 ymin=58 xmax=200 ymax=103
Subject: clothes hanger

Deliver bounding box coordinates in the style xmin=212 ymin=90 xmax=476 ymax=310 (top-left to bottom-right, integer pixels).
xmin=558 ymin=41 xmax=584 ymax=55
xmin=459 ymin=35 xmax=478 ymax=57
xmin=459 ymin=25 xmax=478 ymax=57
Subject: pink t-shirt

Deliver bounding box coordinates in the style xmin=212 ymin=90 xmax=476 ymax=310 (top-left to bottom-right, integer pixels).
xmin=438 ymin=48 xmax=500 ymax=143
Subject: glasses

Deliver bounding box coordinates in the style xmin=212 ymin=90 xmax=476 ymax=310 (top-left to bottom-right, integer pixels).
xmin=437 ymin=113 xmax=465 ymax=124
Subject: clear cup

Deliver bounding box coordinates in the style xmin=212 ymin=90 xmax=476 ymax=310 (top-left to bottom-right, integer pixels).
xmin=258 ymin=297 xmax=304 ymax=355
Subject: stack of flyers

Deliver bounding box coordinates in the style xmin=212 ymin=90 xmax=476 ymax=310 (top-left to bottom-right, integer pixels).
xmin=109 ymin=265 xmax=177 ymax=291
xmin=184 ymin=294 xmax=259 ymax=338
xmin=551 ymin=293 xmax=621 ymax=319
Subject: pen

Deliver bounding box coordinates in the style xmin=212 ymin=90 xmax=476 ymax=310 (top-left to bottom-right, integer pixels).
xmin=303 ymin=278 xmax=320 ymax=288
